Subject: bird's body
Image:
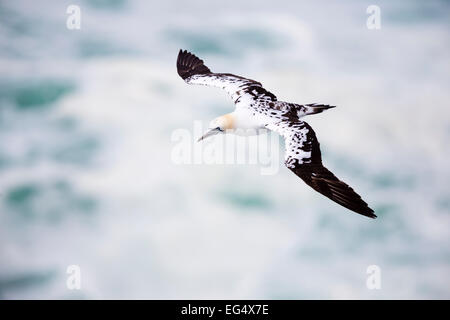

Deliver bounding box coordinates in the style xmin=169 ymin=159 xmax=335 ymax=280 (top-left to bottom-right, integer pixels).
xmin=222 ymin=109 xmax=264 ymax=133
xmin=177 ymin=49 xmax=376 ymax=218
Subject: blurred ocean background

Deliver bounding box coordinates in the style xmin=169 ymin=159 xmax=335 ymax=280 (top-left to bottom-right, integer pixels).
xmin=0 ymin=0 xmax=449 ymax=299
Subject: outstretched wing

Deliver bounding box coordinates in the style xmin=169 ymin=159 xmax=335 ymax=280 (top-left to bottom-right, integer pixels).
xmin=177 ymin=49 xmax=277 ymax=105
xmin=267 ymin=120 xmax=376 ymax=218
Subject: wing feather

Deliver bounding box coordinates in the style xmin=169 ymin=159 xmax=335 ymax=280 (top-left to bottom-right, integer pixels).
xmin=267 ymin=121 xmax=376 ymax=218
xmin=177 ymin=50 xmax=276 ymax=105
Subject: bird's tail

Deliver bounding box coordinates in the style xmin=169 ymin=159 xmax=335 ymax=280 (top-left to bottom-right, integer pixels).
xmin=300 ymin=103 xmax=336 ymax=116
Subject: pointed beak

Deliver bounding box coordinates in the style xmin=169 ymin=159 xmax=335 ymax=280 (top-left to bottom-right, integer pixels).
xmin=197 ymin=127 xmax=221 ymax=142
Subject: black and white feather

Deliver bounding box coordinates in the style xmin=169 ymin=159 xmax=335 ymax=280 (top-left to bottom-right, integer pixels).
xmin=177 ymin=49 xmax=276 ymax=105
xmin=266 ymin=121 xmax=375 ymax=218
xmin=177 ymin=49 xmax=376 ymax=219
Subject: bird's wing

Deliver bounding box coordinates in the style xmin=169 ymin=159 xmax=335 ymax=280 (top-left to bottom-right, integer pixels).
xmin=177 ymin=49 xmax=277 ymax=105
xmin=266 ymin=120 xmax=376 ymax=218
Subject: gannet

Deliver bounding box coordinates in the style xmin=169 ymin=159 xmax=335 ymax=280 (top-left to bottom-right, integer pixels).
xmin=177 ymin=49 xmax=376 ymax=218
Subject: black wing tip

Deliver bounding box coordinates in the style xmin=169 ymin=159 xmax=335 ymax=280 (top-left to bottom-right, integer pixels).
xmin=368 ymin=210 xmax=377 ymax=219
xmin=359 ymin=207 xmax=377 ymax=219
xmin=332 ymin=196 xmax=376 ymax=219
xmin=177 ymin=49 xmax=211 ymax=80
xmin=338 ymin=194 xmax=376 ymax=219
xmin=289 ymin=162 xmax=377 ymax=219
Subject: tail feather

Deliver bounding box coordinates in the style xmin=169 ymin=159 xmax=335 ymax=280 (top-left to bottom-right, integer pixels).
xmin=177 ymin=49 xmax=211 ymax=80
xmin=302 ymin=103 xmax=336 ymax=116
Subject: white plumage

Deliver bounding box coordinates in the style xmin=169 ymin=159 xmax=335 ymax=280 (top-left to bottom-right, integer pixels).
xmin=177 ymin=49 xmax=375 ymax=218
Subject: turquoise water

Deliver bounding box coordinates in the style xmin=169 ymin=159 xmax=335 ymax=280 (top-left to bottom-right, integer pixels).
xmin=0 ymin=0 xmax=449 ymax=299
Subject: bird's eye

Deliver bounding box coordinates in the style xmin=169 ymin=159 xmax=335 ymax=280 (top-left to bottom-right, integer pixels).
xmin=216 ymin=127 xmax=224 ymax=132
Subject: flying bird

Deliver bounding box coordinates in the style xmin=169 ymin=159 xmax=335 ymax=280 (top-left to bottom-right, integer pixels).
xmin=176 ymin=49 xmax=376 ymax=218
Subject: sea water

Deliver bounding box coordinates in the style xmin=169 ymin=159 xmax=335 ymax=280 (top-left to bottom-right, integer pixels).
xmin=0 ymin=0 xmax=449 ymax=299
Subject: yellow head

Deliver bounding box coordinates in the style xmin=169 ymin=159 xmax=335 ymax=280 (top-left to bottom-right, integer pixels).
xmin=198 ymin=113 xmax=235 ymax=142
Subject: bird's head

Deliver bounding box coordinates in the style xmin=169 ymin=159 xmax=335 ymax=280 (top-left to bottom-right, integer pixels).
xmin=197 ymin=114 xmax=235 ymax=142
